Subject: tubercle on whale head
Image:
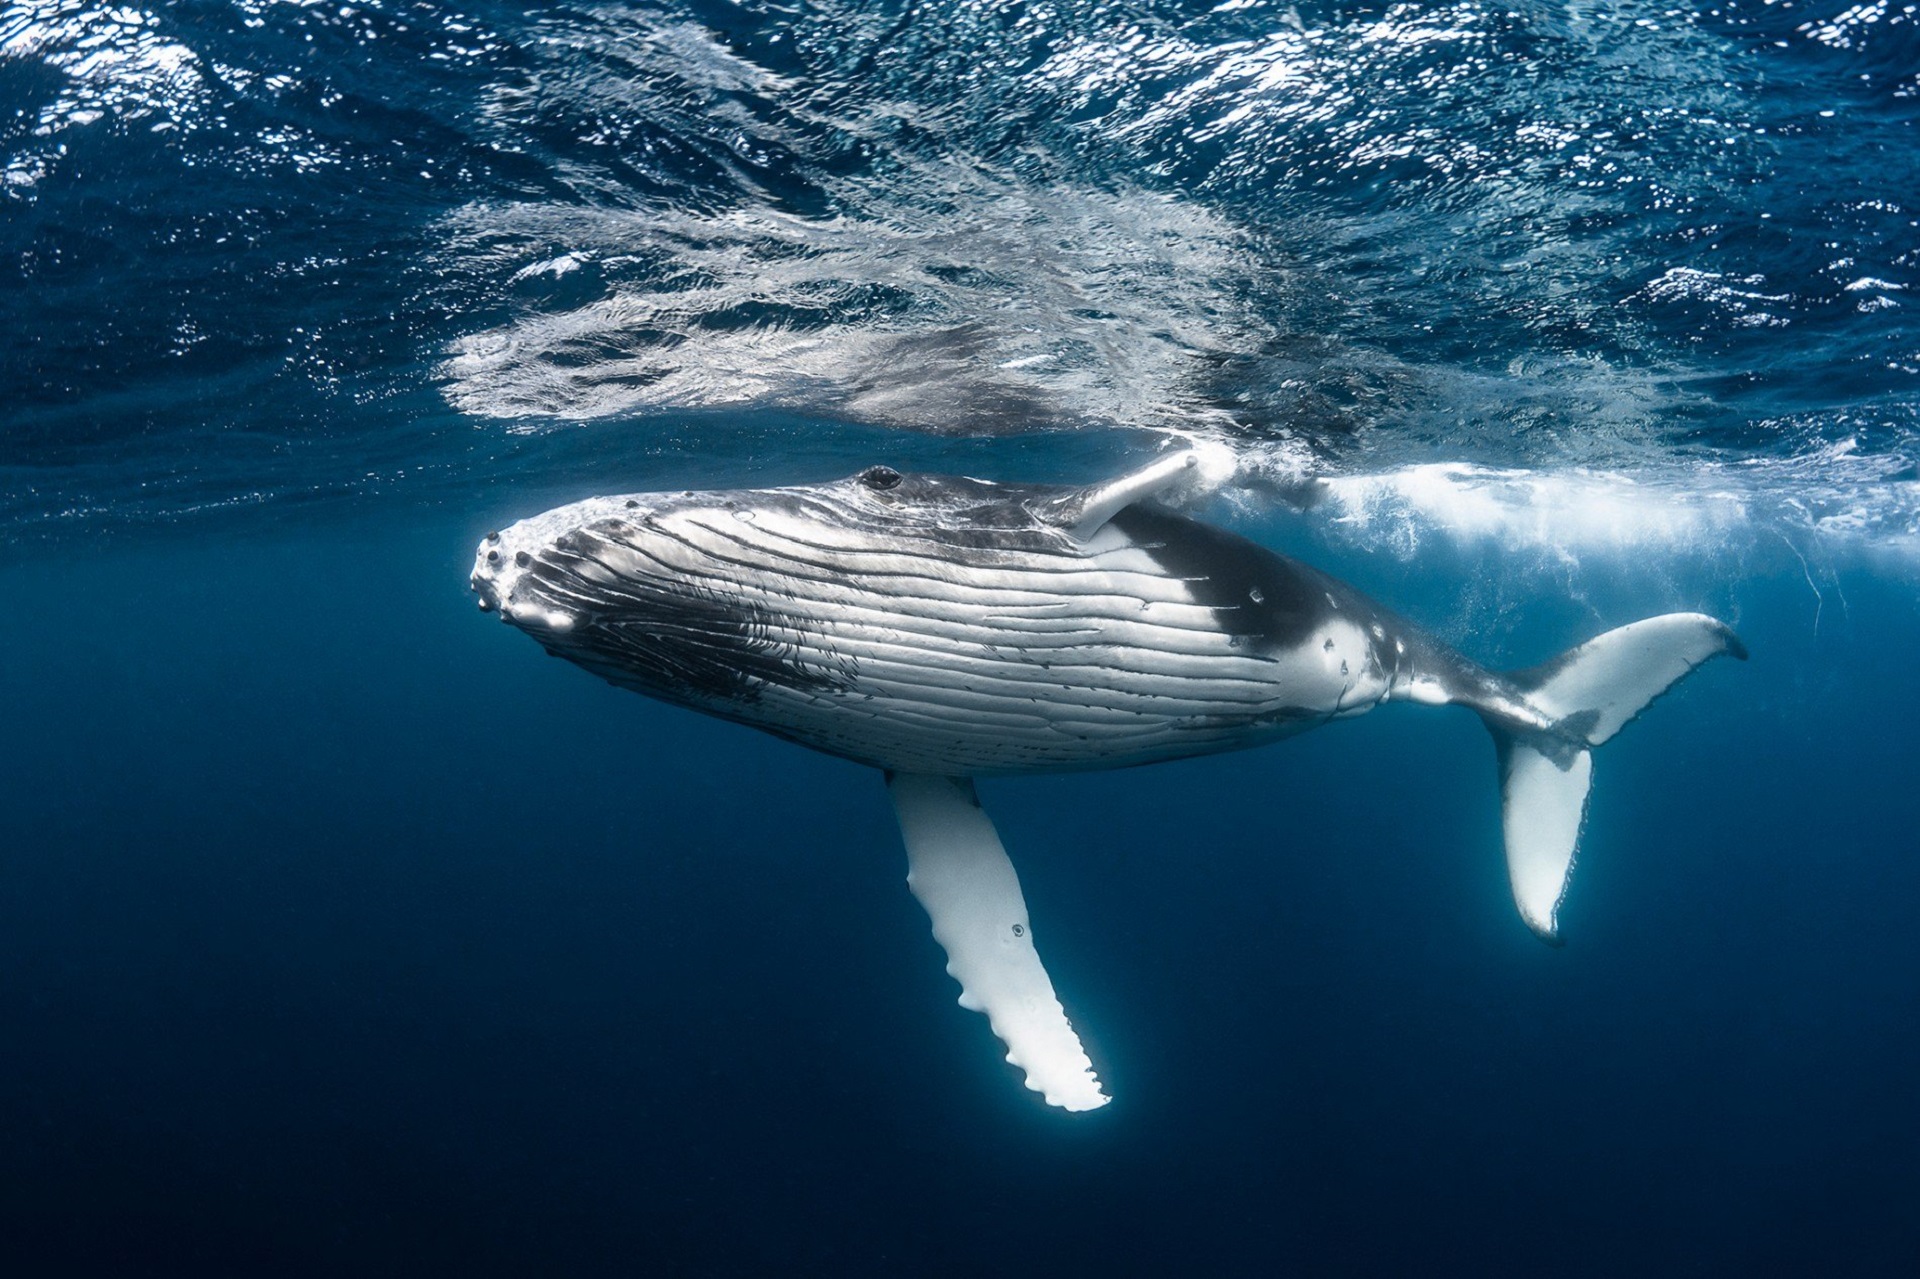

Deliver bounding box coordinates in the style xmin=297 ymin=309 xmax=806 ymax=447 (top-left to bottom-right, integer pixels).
xmin=471 ymin=560 xmax=571 ymax=632
xmin=472 ymin=530 xmax=503 ymax=611
xmin=469 ymin=493 xmax=659 ymax=623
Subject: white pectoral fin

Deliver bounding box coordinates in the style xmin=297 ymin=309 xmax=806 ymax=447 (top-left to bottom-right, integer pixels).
xmin=1036 ymin=452 xmax=1199 ymax=540
xmin=1498 ymin=740 xmax=1592 ymax=943
xmin=886 ymin=773 xmax=1109 ymax=1112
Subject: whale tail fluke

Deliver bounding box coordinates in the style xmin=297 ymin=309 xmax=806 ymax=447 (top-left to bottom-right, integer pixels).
xmin=1484 ymin=614 xmax=1747 ymax=943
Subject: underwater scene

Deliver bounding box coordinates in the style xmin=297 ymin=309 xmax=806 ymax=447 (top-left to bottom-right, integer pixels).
xmin=4 ymin=1 xmax=1918 ymax=1272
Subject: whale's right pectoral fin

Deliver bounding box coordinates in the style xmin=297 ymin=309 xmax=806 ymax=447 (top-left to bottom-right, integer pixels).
xmin=1035 ymin=451 xmax=1199 ymax=540
xmin=886 ymin=772 xmax=1109 ymax=1112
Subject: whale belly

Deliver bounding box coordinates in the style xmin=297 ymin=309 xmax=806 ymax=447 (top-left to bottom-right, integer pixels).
xmin=500 ymin=500 xmax=1385 ymax=775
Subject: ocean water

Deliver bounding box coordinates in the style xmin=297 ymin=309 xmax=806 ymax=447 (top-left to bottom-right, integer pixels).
xmin=4 ymin=1 xmax=1918 ymax=1273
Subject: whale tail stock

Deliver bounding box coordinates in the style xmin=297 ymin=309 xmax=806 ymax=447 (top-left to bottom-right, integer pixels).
xmin=1478 ymin=613 xmax=1748 ymax=944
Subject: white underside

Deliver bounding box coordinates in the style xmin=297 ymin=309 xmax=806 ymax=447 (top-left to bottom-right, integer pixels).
xmin=1500 ymin=743 xmax=1592 ymax=940
xmin=1495 ymin=611 xmax=1740 ymax=940
xmin=1526 ymin=613 xmax=1739 ymax=745
xmin=486 ymin=494 xmax=1384 ymax=775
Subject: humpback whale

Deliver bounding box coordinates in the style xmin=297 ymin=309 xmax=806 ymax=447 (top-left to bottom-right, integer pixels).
xmin=470 ymin=453 xmax=1745 ymax=1112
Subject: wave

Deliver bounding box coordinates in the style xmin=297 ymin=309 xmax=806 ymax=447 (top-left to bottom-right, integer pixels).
xmin=2 ymin=1 xmax=1917 ymax=569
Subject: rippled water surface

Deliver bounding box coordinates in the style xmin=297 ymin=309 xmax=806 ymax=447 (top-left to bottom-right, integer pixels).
xmin=6 ymin=0 xmax=1918 ymax=550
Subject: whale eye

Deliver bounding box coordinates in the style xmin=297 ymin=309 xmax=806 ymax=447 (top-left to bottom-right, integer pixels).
xmin=858 ymin=466 xmax=903 ymax=491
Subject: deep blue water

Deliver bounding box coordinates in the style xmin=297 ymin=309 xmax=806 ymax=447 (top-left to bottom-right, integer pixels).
xmin=5 ymin=1 xmax=1920 ymax=1274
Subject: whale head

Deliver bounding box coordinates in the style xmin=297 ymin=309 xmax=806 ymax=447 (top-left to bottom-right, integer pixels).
xmin=469 ymin=465 xmax=1084 ymax=718
xmin=471 ymin=464 xmax=1049 ymax=615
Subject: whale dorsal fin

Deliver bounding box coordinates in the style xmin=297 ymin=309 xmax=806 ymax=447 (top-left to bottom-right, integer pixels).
xmin=1035 ymin=452 xmax=1199 ymax=539
xmin=887 ymin=773 xmax=1109 ymax=1111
